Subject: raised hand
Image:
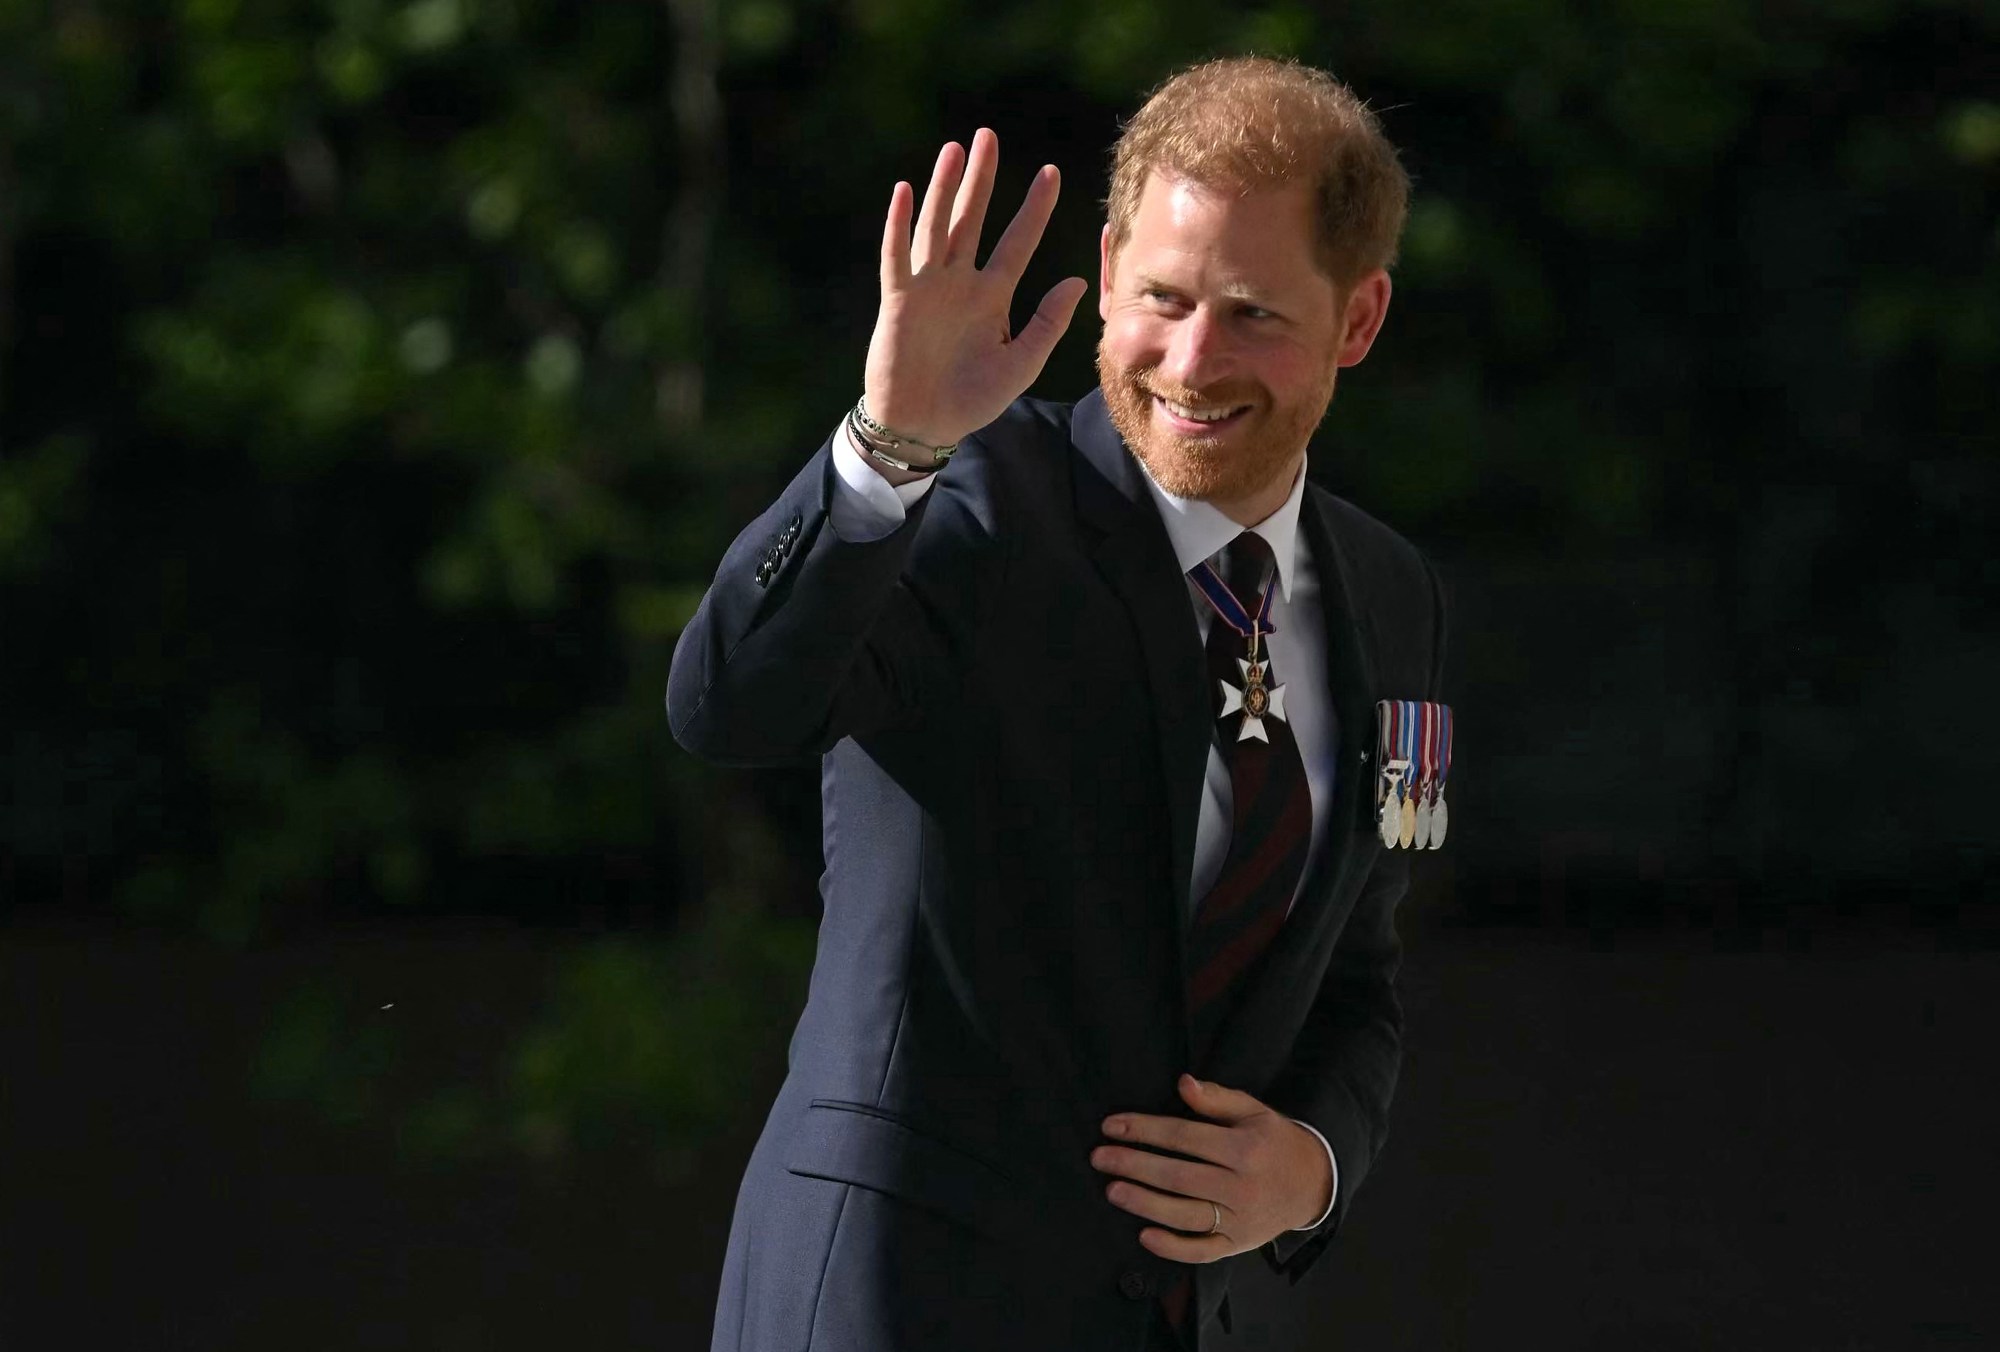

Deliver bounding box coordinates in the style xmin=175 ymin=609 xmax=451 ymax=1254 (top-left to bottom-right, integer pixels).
xmin=862 ymin=127 xmax=1091 ymax=461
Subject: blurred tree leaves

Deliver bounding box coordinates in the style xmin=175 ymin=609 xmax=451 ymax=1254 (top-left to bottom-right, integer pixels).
xmin=6 ymin=0 xmax=719 ymax=929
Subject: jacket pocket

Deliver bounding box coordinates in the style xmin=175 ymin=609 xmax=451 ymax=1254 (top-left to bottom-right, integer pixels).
xmin=783 ymin=1099 xmax=1028 ymax=1246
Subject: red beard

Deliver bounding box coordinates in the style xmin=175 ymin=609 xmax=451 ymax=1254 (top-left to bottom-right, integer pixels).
xmin=1094 ymin=337 xmax=1335 ymax=509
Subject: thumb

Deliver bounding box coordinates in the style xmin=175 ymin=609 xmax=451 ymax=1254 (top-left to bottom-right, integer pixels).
xmin=1178 ymin=1072 xmax=1263 ymax=1124
xmin=1009 ymin=275 xmax=1090 ymax=372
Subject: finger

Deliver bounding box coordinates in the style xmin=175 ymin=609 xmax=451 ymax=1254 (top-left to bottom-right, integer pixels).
xmin=1105 ymin=1179 xmax=1229 ymax=1235
xmin=912 ymin=141 xmax=966 ymax=272
xmin=1103 ymin=1111 xmax=1239 ymax=1168
xmin=1140 ymin=1227 xmax=1238 ymax=1264
xmin=946 ymin=127 xmax=999 ymax=266
xmin=1006 ymin=275 xmax=1089 ymax=376
xmin=1178 ymin=1073 xmax=1266 ymax=1125
xmin=983 ymin=163 xmax=1060 ymax=285
xmin=881 ymin=180 xmax=913 ymax=290
xmin=1090 ymin=1143 xmax=1232 ymax=1201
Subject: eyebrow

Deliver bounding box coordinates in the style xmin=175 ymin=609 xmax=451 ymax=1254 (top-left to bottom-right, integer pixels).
xmin=1135 ymin=275 xmax=1279 ymax=308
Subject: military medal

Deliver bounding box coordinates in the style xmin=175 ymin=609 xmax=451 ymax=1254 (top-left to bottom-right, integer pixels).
xmin=1374 ymin=701 xmax=1406 ymax=848
xmin=1412 ymin=703 xmax=1434 ymax=849
xmin=1378 ymin=699 xmax=1456 ymax=851
xmin=1411 ymin=701 xmax=1441 ymax=849
xmin=1377 ymin=764 xmax=1406 ymax=848
xmin=1426 ymin=704 xmax=1453 ymax=850
xmin=1217 ymin=633 xmax=1288 ymax=743
xmin=1376 ymin=704 xmax=1408 ymax=852
xmin=1396 ymin=700 xmax=1418 ymax=848
xmin=1192 ymin=557 xmax=1287 ymax=743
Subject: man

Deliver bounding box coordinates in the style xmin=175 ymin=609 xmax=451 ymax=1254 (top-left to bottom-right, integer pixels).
xmin=668 ymin=56 xmax=1446 ymax=1352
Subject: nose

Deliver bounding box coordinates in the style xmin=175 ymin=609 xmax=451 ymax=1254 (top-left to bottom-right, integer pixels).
xmin=1157 ymin=306 xmax=1234 ymax=391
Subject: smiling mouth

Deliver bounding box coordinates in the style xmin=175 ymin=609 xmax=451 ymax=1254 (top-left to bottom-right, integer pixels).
xmin=1152 ymin=395 xmax=1251 ymax=433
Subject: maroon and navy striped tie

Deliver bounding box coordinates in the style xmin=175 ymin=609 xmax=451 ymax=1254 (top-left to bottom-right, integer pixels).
xmin=1186 ymin=531 xmax=1311 ymax=1052
xmin=1161 ymin=532 xmax=1313 ymax=1342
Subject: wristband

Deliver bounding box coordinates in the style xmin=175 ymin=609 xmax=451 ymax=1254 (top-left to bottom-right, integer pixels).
xmin=851 ymin=395 xmax=957 ymax=472
xmin=846 ymin=406 xmax=941 ymax=475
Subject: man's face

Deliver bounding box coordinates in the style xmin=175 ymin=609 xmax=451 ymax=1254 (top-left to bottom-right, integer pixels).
xmin=1095 ymin=171 xmax=1378 ymax=512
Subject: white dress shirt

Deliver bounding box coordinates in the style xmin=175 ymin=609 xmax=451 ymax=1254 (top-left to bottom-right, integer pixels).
xmin=829 ymin=421 xmax=1340 ymax=1231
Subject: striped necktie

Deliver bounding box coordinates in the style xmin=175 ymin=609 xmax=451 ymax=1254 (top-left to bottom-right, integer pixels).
xmin=1161 ymin=532 xmax=1314 ymax=1342
xmin=1186 ymin=530 xmax=1312 ymax=1057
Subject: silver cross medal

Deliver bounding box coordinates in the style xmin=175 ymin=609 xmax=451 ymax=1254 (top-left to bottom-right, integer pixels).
xmin=1219 ymin=622 xmax=1288 ymax=743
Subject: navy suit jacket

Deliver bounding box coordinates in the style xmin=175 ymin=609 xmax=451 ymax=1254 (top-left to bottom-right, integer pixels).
xmin=668 ymin=388 xmax=1446 ymax=1351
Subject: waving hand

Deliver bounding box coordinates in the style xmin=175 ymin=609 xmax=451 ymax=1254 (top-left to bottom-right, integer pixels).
xmin=862 ymin=128 xmax=1091 ymax=460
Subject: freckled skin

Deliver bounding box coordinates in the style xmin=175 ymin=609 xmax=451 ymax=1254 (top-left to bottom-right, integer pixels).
xmin=1095 ymin=172 xmax=1393 ymax=527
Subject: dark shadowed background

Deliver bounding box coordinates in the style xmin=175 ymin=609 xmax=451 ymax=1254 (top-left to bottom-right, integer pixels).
xmin=2 ymin=1 xmax=1995 ymax=1348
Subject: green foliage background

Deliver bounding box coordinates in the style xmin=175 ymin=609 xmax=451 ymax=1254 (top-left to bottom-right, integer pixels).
xmin=3 ymin=0 xmax=1995 ymax=1167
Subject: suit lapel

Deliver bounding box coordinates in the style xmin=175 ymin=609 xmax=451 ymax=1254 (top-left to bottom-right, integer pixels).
xmin=1069 ymin=390 xmax=1212 ymax=964
xmin=1300 ymin=483 xmax=1378 ymax=860
xmin=1200 ymin=482 xmax=1378 ymax=1083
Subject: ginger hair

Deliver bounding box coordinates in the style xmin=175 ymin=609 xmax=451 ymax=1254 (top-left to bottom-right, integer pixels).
xmin=1104 ymin=56 xmax=1411 ymax=290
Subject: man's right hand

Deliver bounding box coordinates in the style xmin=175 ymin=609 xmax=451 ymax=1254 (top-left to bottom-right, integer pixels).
xmin=860 ymin=128 xmax=1090 ymax=474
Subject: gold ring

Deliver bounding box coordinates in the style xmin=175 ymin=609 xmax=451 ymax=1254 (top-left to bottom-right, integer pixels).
xmin=1205 ymin=1201 xmax=1222 ymax=1235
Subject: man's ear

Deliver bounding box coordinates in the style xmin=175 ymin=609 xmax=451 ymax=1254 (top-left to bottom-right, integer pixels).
xmin=1335 ymin=269 xmax=1393 ymax=368
xmin=1098 ymin=224 xmax=1116 ymax=323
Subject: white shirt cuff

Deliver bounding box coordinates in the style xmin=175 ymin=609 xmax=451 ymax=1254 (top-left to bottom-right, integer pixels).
xmin=1287 ymin=1116 xmax=1340 ymax=1230
xmin=828 ymin=418 xmax=937 ymax=541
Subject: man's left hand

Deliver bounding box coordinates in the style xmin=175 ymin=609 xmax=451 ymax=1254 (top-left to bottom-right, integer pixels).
xmin=1090 ymin=1072 xmax=1332 ymax=1262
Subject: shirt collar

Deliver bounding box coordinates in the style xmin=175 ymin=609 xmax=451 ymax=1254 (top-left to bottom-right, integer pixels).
xmin=1133 ymin=452 xmax=1308 ymax=603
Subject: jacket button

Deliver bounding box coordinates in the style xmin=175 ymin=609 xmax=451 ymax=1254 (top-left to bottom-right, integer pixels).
xmin=788 ymin=513 xmax=802 ymax=532
xmin=1117 ymin=1269 xmax=1149 ymax=1300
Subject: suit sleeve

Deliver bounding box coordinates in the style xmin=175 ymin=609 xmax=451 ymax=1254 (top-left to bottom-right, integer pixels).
xmin=1261 ymin=550 xmax=1449 ymax=1282
xmin=665 ymin=426 xmax=1006 ymax=767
